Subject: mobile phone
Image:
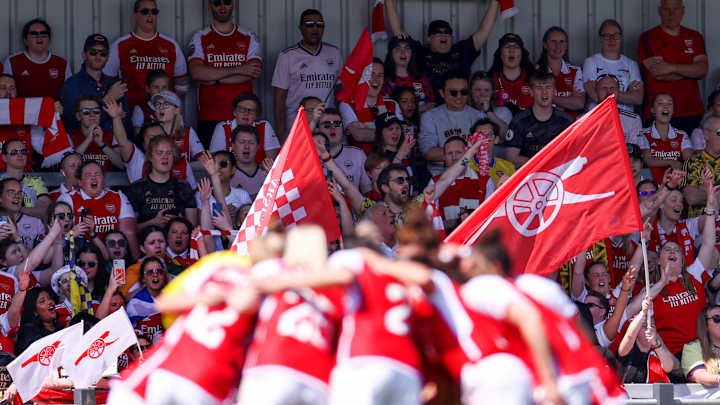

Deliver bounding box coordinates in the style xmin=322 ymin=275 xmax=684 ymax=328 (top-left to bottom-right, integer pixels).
xmin=112 ymin=259 xmax=126 ymax=285
xmin=211 ymin=202 xmax=223 ymax=217
xmin=81 ymin=209 xmax=92 ymax=217
xmin=0 ymin=216 xmax=8 ymax=225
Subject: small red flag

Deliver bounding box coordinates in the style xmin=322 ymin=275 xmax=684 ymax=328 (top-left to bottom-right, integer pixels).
xmin=231 ymin=108 xmax=342 ymax=254
xmin=445 ymin=96 xmax=642 ymax=275
xmin=337 ymin=29 xmax=374 ymax=109
xmin=371 ymin=0 xmax=387 ymax=42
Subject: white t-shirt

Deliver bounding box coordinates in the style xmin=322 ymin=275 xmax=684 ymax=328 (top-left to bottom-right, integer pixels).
xmin=271 ymin=42 xmax=342 ymax=134
xmin=194 ymin=187 xmax=252 ymax=210
xmin=582 ymin=53 xmax=642 ymax=112
xmin=620 ymin=109 xmax=643 ymax=145
xmin=330 ymin=145 xmax=373 ymax=194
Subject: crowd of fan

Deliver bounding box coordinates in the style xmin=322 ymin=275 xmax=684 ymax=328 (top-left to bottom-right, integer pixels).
xmin=0 ymin=0 xmax=719 ymax=397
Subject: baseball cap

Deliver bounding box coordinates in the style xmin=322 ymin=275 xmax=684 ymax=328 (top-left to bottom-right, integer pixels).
xmin=83 ymin=34 xmax=109 ymax=51
xmin=627 ymin=143 xmax=642 ymax=160
xmin=428 ymin=20 xmax=453 ymax=36
xmin=150 ymin=90 xmax=182 ymax=110
xmin=388 ymin=35 xmax=412 ymax=52
xmin=498 ymin=33 xmax=524 ymax=49
xmin=374 ymin=112 xmax=402 ymax=135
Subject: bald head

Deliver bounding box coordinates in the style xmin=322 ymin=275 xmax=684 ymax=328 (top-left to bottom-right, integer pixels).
xmin=658 ymin=0 xmax=684 ymax=30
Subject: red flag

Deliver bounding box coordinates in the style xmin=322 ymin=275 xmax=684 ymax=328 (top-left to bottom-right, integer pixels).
xmin=337 ymin=29 xmax=374 ymax=109
xmin=231 ymin=108 xmax=342 ymax=254
xmin=445 ymin=96 xmax=642 ymax=275
xmin=0 ymin=97 xmax=73 ymax=167
xmin=371 ymin=0 xmax=388 ymax=42
xmin=499 ymin=0 xmax=519 ymax=19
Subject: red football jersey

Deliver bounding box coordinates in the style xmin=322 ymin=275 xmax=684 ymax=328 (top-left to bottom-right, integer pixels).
xmin=0 ymin=125 xmax=34 ymax=171
xmin=188 ymin=24 xmax=262 ymax=121
xmin=69 ymin=129 xmax=119 ymax=172
xmin=639 ymin=125 xmax=690 ymax=184
xmin=432 ymin=171 xmax=492 ymax=223
xmin=60 ymin=189 xmax=134 ymax=238
xmin=328 ymin=250 xmax=423 ymax=372
xmin=0 ymin=272 xmax=17 ymax=316
xmin=171 ymin=127 xmax=204 ymax=162
xmin=213 ymin=120 xmax=275 ymax=163
xmin=492 ymin=71 xmax=533 ymax=110
xmin=244 ymin=260 xmax=342 ymax=383
xmin=4 ymin=52 xmax=70 ymax=100
xmin=104 ymin=33 xmax=188 ymax=109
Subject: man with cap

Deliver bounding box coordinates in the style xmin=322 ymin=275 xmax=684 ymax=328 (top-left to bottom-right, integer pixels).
xmin=594 ymin=74 xmax=642 ymax=145
xmin=385 ymin=0 xmax=500 ymax=100
xmin=61 ymin=34 xmax=132 ymax=133
xmin=419 ymin=72 xmax=485 ymax=175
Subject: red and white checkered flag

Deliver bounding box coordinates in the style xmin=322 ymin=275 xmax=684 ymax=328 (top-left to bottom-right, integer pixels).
xmin=231 ymin=108 xmax=342 ymax=254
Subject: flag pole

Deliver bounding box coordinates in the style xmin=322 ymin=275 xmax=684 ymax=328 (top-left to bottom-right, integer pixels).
xmin=640 ymin=235 xmax=652 ymax=327
xmin=136 ymin=342 xmax=144 ymax=361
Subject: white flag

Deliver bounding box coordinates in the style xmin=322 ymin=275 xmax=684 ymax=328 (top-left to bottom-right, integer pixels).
xmin=62 ymin=308 xmax=138 ymax=389
xmin=7 ymin=322 xmax=84 ymax=403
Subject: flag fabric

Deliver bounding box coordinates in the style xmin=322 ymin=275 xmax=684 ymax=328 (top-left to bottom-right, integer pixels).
xmin=647 ymin=352 xmax=670 ymax=383
xmin=7 ymin=323 xmax=84 ymax=403
xmin=446 ymin=96 xmax=642 ymax=276
xmin=187 ymin=230 xmax=236 ymax=265
xmin=231 ymin=108 xmax=342 ymax=254
xmin=63 ymin=308 xmax=138 ymax=389
xmin=125 ymin=288 xmax=157 ymax=325
xmin=336 ymin=29 xmax=374 ymax=109
xmin=0 ymin=97 xmax=73 ymax=167
xmin=421 ymin=198 xmax=447 ymax=240
xmin=499 ymin=0 xmax=519 ymax=19
xmin=371 ymin=0 xmax=387 ymax=42
xmin=12 ymin=387 xmax=109 ymax=405
xmin=68 ymin=231 xmax=94 ymax=317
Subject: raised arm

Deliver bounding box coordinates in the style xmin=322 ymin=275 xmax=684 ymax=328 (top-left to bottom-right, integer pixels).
xmin=384 ymin=0 xmax=408 ymax=37
xmin=27 ymin=220 xmax=64 ymax=287
xmin=471 ymin=0 xmax=500 ymax=51
xmin=571 ymin=250 xmax=587 ymax=300
xmin=429 ymin=139 xmax=485 ymax=202
xmin=618 ymin=296 xmax=649 ymax=357
xmin=603 ymin=266 xmax=636 ymax=341
xmin=104 ymin=98 xmax=134 ymax=162
xmin=696 ymin=166 xmax=720 ymax=269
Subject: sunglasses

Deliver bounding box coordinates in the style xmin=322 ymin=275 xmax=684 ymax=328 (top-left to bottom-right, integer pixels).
xmin=137 ymin=8 xmax=160 ymax=15
xmin=303 ymin=21 xmax=325 ymax=28
xmin=87 ymin=49 xmax=108 ymax=57
xmin=321 ymin=120 xmax=343 ymax=129
xmin=54 ymin=212 xmax=74 ymax=220
xmin=218 ymin=160 xmax=230 ymax=168
xmin=28 ymin=30 xmax=49 ymax=38
xmin=432 ymin=31 xmax=452 ymax=37
xmin=144 ymin=268 xmax=164 ymax=276
xmin=81 ymin=107 xmax=102 ymax=116
xmin=58 ymin=278 xmax=70 ymax=287
xmin=391 ymin=176 xmax=409 ymax=185
xmin=447 ymin=89 xmax=469 ymax=97
xmin=154 ymin=102 xmax=174 ymax=110
xmin=106 ymin=239 xmax=127 ymax=248
xmin=77 ymin=260 xmax=97 ymax=268
xmin=7 ymin=149 xmax=28 ymax=156
xmin=708 ymin=314 xmax=720 ymax=324
xmin=586 ymin=303 xmax=606 ymax=311
xmin=212 ymin=0 xmax=233 ymax=5
xmin=639 ymin=190 xmax=657 ymax=197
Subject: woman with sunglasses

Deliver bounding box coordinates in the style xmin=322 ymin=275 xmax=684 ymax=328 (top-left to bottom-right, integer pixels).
xmin=682 ymin=305 xmax=720 ymax=386
xmin=126 ymin=256 xmax=168 ymax=341
xmin=582 ymin=19 xmax=643 ymax=113
xmin=102 ymin=230 xmax=133 ymax=265
xmin=628 ymin=168 xmax=720 ymax=361
xmin=618 ymin=297 xmax=677 ymax=383
xmin=47 ymin=201 xmax=111 ymax=267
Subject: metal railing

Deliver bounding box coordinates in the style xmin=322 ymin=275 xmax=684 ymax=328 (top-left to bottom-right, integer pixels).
xmin=626 ymin=383 xmax=720 ymax=404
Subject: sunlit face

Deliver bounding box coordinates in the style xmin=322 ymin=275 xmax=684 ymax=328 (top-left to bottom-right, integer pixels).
xmin=0 ymin=179 xmax=23 ymax=214
xmin=77 ymin=100 xmax=102 ymax=129
xmin=167 ymin=221 xmax=189 ymax=254
xmin=370 ymin=204 xmax=396 ymax=240
xmin=232 ymin=132 xmax=259 ymax=165
xmin=303 ymin=99 xmax=322 ymax=125
xmin=141 ymin=260 xmax=167 ymax=292
xmin=24 ymin=22 xmax=50 ymax=55
xmin=61 ymin=154 xmax=82 ymax=186
xmin=0 ymin=76 xmax=17 ymax=99
xmin=369 ymin=160 xmax=390 ymax=187
xmin=471 ymin=79 xmax=493 ymax=107
xmin=596 ymin=76 xmax=619 ymax=101
xmin=3 ymin=140 xmax=27 ymax=171
xmin=215 ymin=154 xmax=234 ymax=182
xmin=658 ymin=241 xmax=683 ymax=276
xmin=391 ymin=41 xmax=412 ymax=68
xmin=317 ymin=113 xmax=343 ymax=145
xmin=35 ymin=291 xmax=57 ymax=323
xmin=79 ymin=163 xmax=105 ymax=198
xmin=531 ymin=79 xmax=555 ymax=109
xmin=52 ymin=204 xmax=74 ymax=232
xmin=381 ymin=169 xmax=410 ymax=205
xmin=543 ymin=30 xmax=567 ymax=60
xmin=78 ymin=252 xmax=99 ymax=282
xmin=584 ymin=295 xmax=607 ymax=325
xmin=133 ymin=0 xmax=159 ymax=33
xmin=441 ymin=78 xmax=469 ymax=112
xmin=2 ymin=242 xmax=26 ymax=267
xmin=368 ymin=63 xmax=384 ymax=98
xmin=58 ymin=273 xmax=72 ymax=298
xmin=146 ymin=77 xmax=169 ymax=96
xmin=105 ymin=233 xmax=128 ymax=260
xmin=706 ymin=307 xmax=720 ymax=341
xmin=232 ymin=100 xmax=259 ymax=126
xmin=381 ymin=122 xmax=402 ymax=149
xmin=703 ymin=117 xmax=720 ymax=153
xmin=471 ymin=123 xmax=497 ymax=157
xmin=443 ymin=139 xmax=465 ymax=167
xmin=141 ymin=231 xmax=167 ymax=258
xmin=586 ymin=263 xmax=610 ymax=295
xmin=154 ymin=97 xmax=179 ymax=123
xmin=500 ymin=43 xmax=522 ymax=69
xmin=637 ymin=182 xmax=658 ymax=204
xmin=149 ymin=140 xmax=175 ymax=174
xmin=652 ymin=94 xmax=674 ymax=124
xmin=660 ymin=189 xmax=684 ymax=222
xmin=658 ymin=0 xmax=684 ymax=31
xmin=395 ymin=90 xmax=417 ymax=119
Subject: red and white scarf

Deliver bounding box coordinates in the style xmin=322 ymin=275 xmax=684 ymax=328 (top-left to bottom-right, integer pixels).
xmin=0 ymin=98 xmax=72 ymax=167
xmin=499 ymin=0 xmax=519 ymax=20
xmin=466 ymin=131 xmax=490 ymax=176
xmin=371 ymin=0 xmax=387 ymax=42
xmin=189 ymin=230 xmax=237 ymax=265
xmin=421 ymin=198 xmax=447 ymax=240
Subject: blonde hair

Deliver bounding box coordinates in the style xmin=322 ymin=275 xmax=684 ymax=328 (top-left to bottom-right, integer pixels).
xmin=697 ymin=305 xmax=720 ymax=375
xmin=283 ymin=225 xmax=327 ymax=272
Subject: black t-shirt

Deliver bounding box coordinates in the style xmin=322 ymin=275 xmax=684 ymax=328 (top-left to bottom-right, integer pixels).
xmin=126 ymin=176 xmax=197 ymax=223
xmin=504 ymin=108 xmax=573 ymax=158
xmin=619 ymin=344 xmax=651 ymax=383
xmin=409 ymin=36 xmax=481 ymax=100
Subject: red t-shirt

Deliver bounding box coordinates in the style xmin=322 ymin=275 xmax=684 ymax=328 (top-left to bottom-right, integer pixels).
xmin=69 ymin=129 xmax=118 ymax=172
xmin=492 ymin=71 xmax=533 ymax=110
xmin=638 ymin=26 xmax=706 ymax=119
xmin=3 ymin=52 xmax=70 ymax=100
xmin=188 ymin=24 xmax=262 ymax=122
xmin=103 ymin=32 xmax=188 ymax=109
